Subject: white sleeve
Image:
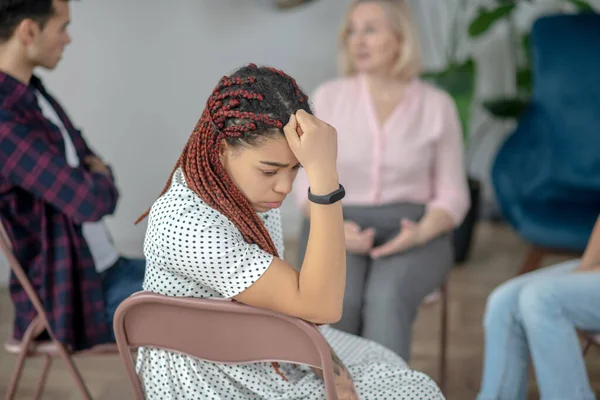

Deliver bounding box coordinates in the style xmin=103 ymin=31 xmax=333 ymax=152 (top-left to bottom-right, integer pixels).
xmin=154 ymin=211 xmax=274 ymax=299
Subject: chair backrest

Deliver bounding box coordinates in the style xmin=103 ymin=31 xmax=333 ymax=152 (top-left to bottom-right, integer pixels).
xmin=491 ymin=13 xmax=600 ymax=249
xmin=0 ymin=220 xmax=50 ymax=338
xmin=530 ymin=13 xmax=600 ymax=193
xmin=113 ymin=291 xmax=338 ymax=400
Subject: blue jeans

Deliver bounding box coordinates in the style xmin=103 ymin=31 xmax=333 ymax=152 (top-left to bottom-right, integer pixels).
xmin=477 ymin=259 xmax=600 ymax=400
xmin=101 ymin=257 xmax=146 ymax=340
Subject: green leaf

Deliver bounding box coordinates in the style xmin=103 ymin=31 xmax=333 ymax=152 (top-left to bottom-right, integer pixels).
xmin=566 ymin=0 xmax=594 ymax=11
xmin=468 ymin=4 xmax=517 ymax=37
xmin=483 ymin=98 xmax=528 ymax=119
xmin=516 ymin=68 xmax=533 ymax=95
xmin=421 ymin=59 xmax=476 ymax=142
xmin=521 ymin=32 xmax=532 ymax=66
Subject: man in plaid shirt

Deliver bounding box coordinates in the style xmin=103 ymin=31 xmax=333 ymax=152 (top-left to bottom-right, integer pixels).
xmin=0 ymin=0 xmax=145 ymax=350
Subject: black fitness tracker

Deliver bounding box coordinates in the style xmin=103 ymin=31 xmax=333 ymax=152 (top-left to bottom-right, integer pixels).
xmin=307 ymin=184 xmax=345 ymax=205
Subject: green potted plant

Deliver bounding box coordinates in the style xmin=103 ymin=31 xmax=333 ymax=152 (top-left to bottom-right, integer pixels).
xmin=420 ymin=0 xmax=594 ymax=263
xmin=469 ymin=0 xmax=594 ymax=119
xmin=273 ymin=0 xmax=317 ymax=10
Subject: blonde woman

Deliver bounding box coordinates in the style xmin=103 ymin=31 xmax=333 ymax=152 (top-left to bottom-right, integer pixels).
xmin=293 ymin=0 xmax=470 ymax=361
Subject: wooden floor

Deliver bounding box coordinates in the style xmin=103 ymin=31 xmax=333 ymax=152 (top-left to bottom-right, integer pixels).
xmin=1 ymin=221 xmax=599 ymax=399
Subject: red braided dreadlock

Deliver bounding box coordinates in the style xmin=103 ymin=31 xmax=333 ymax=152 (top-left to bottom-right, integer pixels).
xmin=136 ymin=64 xmax=310 ymax=380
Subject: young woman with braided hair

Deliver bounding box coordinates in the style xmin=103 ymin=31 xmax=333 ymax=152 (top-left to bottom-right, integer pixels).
xmin=135 ymin=64 xmax=443 ymax=400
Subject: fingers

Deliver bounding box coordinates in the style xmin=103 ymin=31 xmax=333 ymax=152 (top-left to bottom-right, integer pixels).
xmin=344 ymin=223 xmax=374 ymax=240
xmin=294 ymin=109 xmax=312 ymax=125
xmin=294 ymin=109 xmax=317 ymax=134
xmin=346 ymin=233 xmax=370 ymax=244
xmin=401 ymin=218 xmax=417 ymax=229
xmin=346 ymin=228 xmax=374 ymax=243
xmin=346 ymin=225 xmax=375 ymax=255
xmin=362 ymin=227 xmax=375 ymax=236
xmin=283 ymin=114 xmax=300 ymax=146
xmin=370 ymin=237 xmax=402 ymax=259
xmin=344 ymin=220 xmax=360 ymax=233
xmin=84 ymin=156 xmax=105 ymax=169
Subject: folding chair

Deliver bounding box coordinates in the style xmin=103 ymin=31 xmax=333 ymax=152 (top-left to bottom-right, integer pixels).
xmin=0 ymin=220 xmax=118 ymax=400
xmin=113 ymin=291 xmax=339 ymax=400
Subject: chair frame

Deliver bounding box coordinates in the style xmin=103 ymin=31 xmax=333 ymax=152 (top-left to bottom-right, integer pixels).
xmin=113 ymin=291 xmax=339 ymax=400
xmin=518 ymin=245 xmax=583 ymax=275
xmin=1 ymin=220 xmax=117 ymax=400
xmin=439 ymin=281 xmax=448 ymax=393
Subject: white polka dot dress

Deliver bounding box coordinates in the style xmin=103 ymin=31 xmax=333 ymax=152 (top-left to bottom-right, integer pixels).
xmin=136 ymin=169 xmax=445 ymax=399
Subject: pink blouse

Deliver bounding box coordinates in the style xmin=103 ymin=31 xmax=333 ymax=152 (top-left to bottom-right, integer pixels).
xmin=292 ymin=74 xmax=470 ymax=226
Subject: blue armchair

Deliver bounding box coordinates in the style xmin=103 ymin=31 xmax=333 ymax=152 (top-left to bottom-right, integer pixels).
xmin=492 ymin=13 xmax=600 ymax=274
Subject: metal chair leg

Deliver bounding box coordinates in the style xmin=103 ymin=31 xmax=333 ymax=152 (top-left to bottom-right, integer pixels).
xmin=55 ymin=342 xmax=93 ymax=400
xmin=4 ymin=316 xmax=43 ymax=400
xmin=439 ymin=281 xmax=448 ymax=393
xmin=33 ymin=355 xmax=53 ymax=400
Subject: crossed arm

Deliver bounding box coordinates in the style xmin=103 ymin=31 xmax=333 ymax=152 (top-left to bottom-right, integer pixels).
xmin=0 ymin=121 xmax=119 ymax=223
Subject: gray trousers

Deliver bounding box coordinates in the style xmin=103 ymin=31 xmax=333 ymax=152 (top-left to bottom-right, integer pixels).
xmin=296 ymin=202 xmax=453 ymax=361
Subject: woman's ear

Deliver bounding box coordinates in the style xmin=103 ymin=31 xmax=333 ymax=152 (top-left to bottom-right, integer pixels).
xmin=218 ymin=139 xmax=230 ymax=164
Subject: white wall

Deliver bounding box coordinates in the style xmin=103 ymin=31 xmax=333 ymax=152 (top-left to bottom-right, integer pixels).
xmin=0 ymin=0 xmax=354 ymax=285
xmin=2 ymin=0 xmax=599 ymax=285
xmin=49 ymin=0 xmax=357 ymax=252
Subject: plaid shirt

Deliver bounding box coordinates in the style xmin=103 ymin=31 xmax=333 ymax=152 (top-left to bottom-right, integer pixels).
xmin=0 ymin=72 xmax=119 ymax=350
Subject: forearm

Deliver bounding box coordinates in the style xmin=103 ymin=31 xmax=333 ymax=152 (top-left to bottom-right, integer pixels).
xmin=298 ymin=171 xmax=346 ymax=321
xmin=416 ymin=207 xmax=454 ymax=245
xmin=580 ymin=215 xmax=600 ymax=268
xmin=294 ymin=170 xmax=311 ymax=218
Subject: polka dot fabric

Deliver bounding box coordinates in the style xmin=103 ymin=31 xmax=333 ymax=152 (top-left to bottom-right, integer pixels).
xmin=136 ymin=168 xmax=445 ymax=399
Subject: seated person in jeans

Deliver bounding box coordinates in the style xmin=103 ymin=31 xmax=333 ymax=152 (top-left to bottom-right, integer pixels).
xmin=477 ymin=214 xmax=600 ymax=400
xmin=0 ymin=0 xmax=144 ymax=349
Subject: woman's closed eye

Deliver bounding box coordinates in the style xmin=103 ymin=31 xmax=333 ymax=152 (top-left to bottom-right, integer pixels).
xmin=261 ymin=164 xmax=301 ymax=176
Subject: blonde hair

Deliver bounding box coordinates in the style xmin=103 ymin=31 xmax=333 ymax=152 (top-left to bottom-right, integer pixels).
xmin=338 ymin=0 xmax=422 ymax=80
